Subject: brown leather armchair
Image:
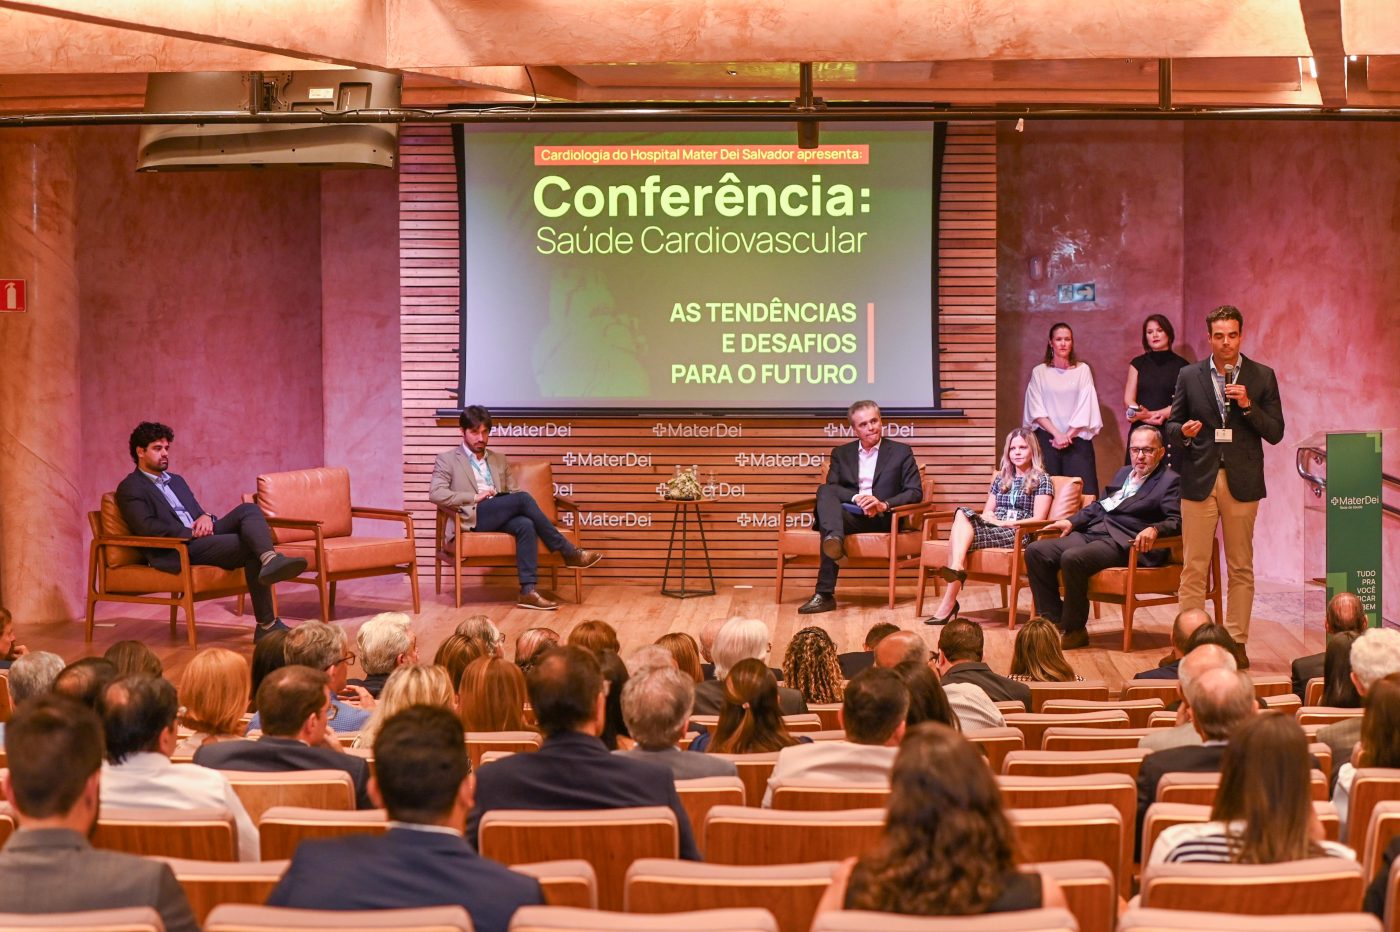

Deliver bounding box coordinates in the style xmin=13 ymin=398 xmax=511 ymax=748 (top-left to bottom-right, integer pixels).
xmin=85 ymin=493 xmax=247 ymax=647
xmin=255 ymin=467 xmax=419 ymax=623
xmin=434 ymin=459 xmax=586 ymax=608
xmin=774 ymin=473 xmax=938 ymax=609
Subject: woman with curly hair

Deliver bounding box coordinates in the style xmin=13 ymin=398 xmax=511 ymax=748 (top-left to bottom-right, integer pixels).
xmin=690 ymin=658 xmax=804 ymax=754
xmin=655 ymin=632 xmax=704 ymax=683
xmin=1008 ymin=617 xmax=1083 ymax=683
xmin=781 ymin=626 xmax=844 ymax=704
xmin=817 ymin=723 xmax=1065 ymax=916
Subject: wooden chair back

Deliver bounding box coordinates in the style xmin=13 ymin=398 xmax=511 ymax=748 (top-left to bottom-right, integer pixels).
xmin=1001 ymin=748 xmax=1148 ymax=780
xmin=1121 ymin=682 xmax=1183 ymax=705
xmin=810 ymin=907 xmax=1080 ymax=931
xmin=1360 ymin=800 xmax=1400 ymax=883
xmin=999 ymin=775 xmax=1134 ymax=897
xmin=0 ymin=907 xmax=165 ymax=931
xmin=1007 ymin=804 xmax=1123 ymax=895
xmin=156 ymin=857 xmax=288 ymax=924
xmin=92 ymin=807 xmax=237 ymax=861
xmin=512 ymin=905 xmax=779 ymax=932
xmin=709 ymin=752 xmax=782 ymax=808
xmin=1139 ymin=857 xmax=1365 ymax=914
xmin=205 ymin=904 xmax=474 ymax=932
xmin=1305 ymin=677 xmax=1324 ymax=707
xmin=220 ymin=769 xmax=354 ymax=824
xmin=1003 ymin=711 xmax=1129 ymax=751
xmin=624 ymin=858 xmax=838 ymax=932
xmin=964 ymin=727 xmax=1025 ymax=772
xmin=769 ymin=781 xmax=890 ymax=811
xmin=1156 ymin=770 xmax=1328 ymax=805
xmin=702 ymin=805 xmax=884 ymax=866
xmin=1296 ymin=706 xmax=1365 ymax=727
xmin=257 ymin=806 xmax=389 ymax=860
xmin=514 ymin=859 xmax=599 ymax=909
xmin=1025 ymin=681 xmax=1112 ymax=712
xmin=1348 ymin=768 xmax=1400 ymax=847
xmin=675 ymin=776 xmax=746 ymax=853
xmin=1031 ymin=860 xmax=1115 ymax=932
xmin=807 ymin=703 xmax=842 ymax=730
xmin=1041 ymin=727 xmax=1155 ymax=752
xmin=1040 ymin=698 xmax=1163 ymax=728
xmin=1118 ymin=907 xmax=1381 ymax=932
xmin=466 ymin=730 xmax=541 ymax=767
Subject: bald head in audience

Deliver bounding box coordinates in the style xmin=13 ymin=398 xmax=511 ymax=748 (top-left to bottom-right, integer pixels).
xmin=1169 ymin=608 xmax=1212 ymax=659
xmin=1184 ymin=667 xmax=1256 ymax=741
xmin=1327 ymin=592 xmax=1367 ymax=635
xmin=873 ymin=630 xmax=928 ymax=669
xmin=526 ymin=646 xmax=605 ymax=738
xmin=1178 ymin=643 xmax=1238 ymax=691
xmin=698 ymin=618 xmax=726 ymax=664
xmin=52 ymin=658 xmax=118 ymax=711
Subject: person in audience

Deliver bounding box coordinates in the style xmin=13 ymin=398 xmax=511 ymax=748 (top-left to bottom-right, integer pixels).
xmin=782 ymin=626 xmax=844 ymax=704
xmin=115 ymin=420 xmax=304 ymax=641
xmin=1323 ymin=630 xmax=1364 ymax=708
xmin=103 ymin=639 xmax=163 ymax=678
xmin=1318 ymin=629 xmax=1400 ymax=783
xmin=194 ymin=666 xmax=373 ymax=809
xmin=52 ymin=657 xmax=118 ymax=710
xmin=175 ymin=647 xmax=249 ymax=755
xmin=1333 ymin=671 xmax=1400 ymax=841
xmin=937 ymin=619 xmax=1032 ymax=707
xmin=266 ymin=705 xmax=544 ymax=931
xmin=268 ymin=620 xmax=372 ymax=733
xmin=0 ymin=606 xmax=27 ymax=669
xmin=1134 ymin=608 xmax=1211 ymax=680
xmin=1136 ymin=667 xmax=1256 ymax=847
xmin=697 ymin=616 xmax=725 ymax=680
xmin=514 ymin=626 xmax=560 ymax=675
xmin=250 ymin=627 xmax=289 ymax=709
xmin=1124 ymin=314 xmax=1190 ymax=471
xmin=0 ymin=650 xmax=64 ymax=743
xmin=763 ymin=668 xmax=908 ymax=806
xmin=875 ymin=630 xmax=1003 ymax=730
xmin=926 ymin=428 xmax=1055 ymax=626
xmin=98 ymin=674 xmax=259 ymax=860
xmin=599 ymin=650 xmax=633 ymax=750
xmin=466 ymin=645 xmax=700 ymax=859
xmin=567 ymin=619 xmax=620 ymax=657
xmin=1023 ymin=321 xmax=1102 ymax=498
xmin=629 ymin=643 xmax=680 ymax=676
xmin=693 ymin=617 xmax=807 ymax=715
xmin=350 ymin=611 xmax=418 ymax=697
xmin=1151 ymin=711 xmax=1352 ymax=863
xmin=1365 ymin=836 xmax=1400 ymax=919
xmin=0 ymin=697 xmax=198 ymax=931
xmin=691 ymin=658 xmax=805 ymax=754
xmin=894 ymin=660 xmax=960 ymax=730
xmin=459 ymin=656 xmax=531 ymax=732
xmin=656 ymin=631 xmax=704 ymax=682
xmin=816 ymin=722 xmax=1067 ymax=917
xmin=354 ymin=663 xmax=455 ymax=749
xmin=455 ymin=615 xmax=507 ymax=658
xmin=838 ymin=621 xmax=899 ymax=679
xmin=434 ymin=632 xmax=482 ymax=692
xmin=1008 ymin=617 xmax=1083 ymax=683
xmin=616 ymin=666 xmax=737 ymax=779
xmin=1293 ymin=591 xmax=1367 ymax=698
xmin=1139 ymin=643 xmax=1237 ymax=753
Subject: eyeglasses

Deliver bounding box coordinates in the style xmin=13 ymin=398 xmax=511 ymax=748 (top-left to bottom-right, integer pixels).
xmin=329 ymin=652 xmax=356 ymax=668
xmin=1128 ymin=447 xmax=1161 ymax=457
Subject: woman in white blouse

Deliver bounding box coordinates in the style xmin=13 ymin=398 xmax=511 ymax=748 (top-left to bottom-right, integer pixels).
xmin=1023 ymin=321 xmax=1102 ymax=497
xmin=1333 ymin=670 xmax=1400 ymax=843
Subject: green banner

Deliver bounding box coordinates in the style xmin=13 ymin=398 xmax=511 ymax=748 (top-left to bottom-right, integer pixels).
xmin=1326 ymin=431 xmax=1383 ymax=627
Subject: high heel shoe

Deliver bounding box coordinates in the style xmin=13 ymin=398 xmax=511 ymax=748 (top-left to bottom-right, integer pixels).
xmin=936 ymin=566 xmax=968 ymax=585
xmin=924 ymin=600 xmax=960 ymax=626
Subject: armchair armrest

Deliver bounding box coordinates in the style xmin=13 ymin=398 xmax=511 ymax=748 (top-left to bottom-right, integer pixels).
xmin=554 ymin=497 xmax=581 ymax=513
xmin=778 ymin=497 xmax=817 ymax=514
xmin=263 ymin=517 xmax=325 ymax=531
xmin=350 ymin=506 xmax=412 ymax=520
xmin=97 ymin=534 xmax=190 ymax=551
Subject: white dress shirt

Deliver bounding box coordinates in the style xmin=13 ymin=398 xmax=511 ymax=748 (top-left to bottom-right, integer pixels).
xmin=856 ymin=442 xmax=880 ymax=496
xmin=100 ymin=752 xmax=260 ymax=861
xmin=945 ymin=683 xmax=1006 ymax=731
xmin=763 ymin=739 xmax=899 ymax=808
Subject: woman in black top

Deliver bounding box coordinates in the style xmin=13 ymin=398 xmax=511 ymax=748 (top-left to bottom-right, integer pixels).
xmin=1124 ymin=314 xmax=1189 ymax=468
xmin=815 ymin=723 xmax=1066 ymax=917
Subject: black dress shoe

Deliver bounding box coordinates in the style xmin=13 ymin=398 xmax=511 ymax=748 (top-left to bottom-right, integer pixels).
xmin=924 ymin=600 xmax=960 ymax=626
xmin=820 ymin=535 xmax=846 ymax=561
xmin=1061 ymin=629 xmax=1091 ymax=650
xmin=258 ymin=554 xmax=308 ymax=586
xmin=936 ymin=566 xmax=968 ymax=585
xmin=254 ymin=618 xmax=292 ymax=642
xmin=797 ymin=593 xmax=837 ymax=615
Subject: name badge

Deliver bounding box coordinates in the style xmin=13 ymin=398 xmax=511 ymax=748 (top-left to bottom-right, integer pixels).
xmin=1215 ymin=429 xmax=1233 ymax=444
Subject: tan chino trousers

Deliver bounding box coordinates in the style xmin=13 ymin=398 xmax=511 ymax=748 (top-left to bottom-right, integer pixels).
xmin=1179 ymin=469 xmax=1259 ymax=643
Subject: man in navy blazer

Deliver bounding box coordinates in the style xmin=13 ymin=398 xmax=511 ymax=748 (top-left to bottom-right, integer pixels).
xmin=466 ymin=645 xmax=701 ymax=860
xmin=266 ymin=705 xmax=543 ymax=932
xmin=1026 ymin=425 xmax=1182 ymax=649
xmin=799 ymin=400 xmax=924 ymax=614
xmin=192 ymin=667 xmax=372 ymax=809
xmin=114 ymin=422 xmax=305 ymax=640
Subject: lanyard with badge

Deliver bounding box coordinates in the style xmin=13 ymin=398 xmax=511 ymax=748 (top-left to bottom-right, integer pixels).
xmin=1210 ymin=362 xmax=1240 ymax=444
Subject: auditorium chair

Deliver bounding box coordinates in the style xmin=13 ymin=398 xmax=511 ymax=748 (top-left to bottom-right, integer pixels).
xmin=1003 ymin=710 xmax=1129 ymax=751
xmin=1155 ymin=770 xmax=1329 ymax=805
xmin=1120 ymin=682 xmax=1183 ymax=706
xmin=1025 ymin=681 xmax=1111 ymax=712
xmin=0 ymin=906 xmax=165 ymax=932
xmin=1001 ymin=748 xmax=1149 ymax=780
xmin=0 ymin=672 xmax=11 ymax=723
xmin=964 ymin=726 xmax=1025 ymax=772
xmin=86 ymin=492 xmax=248 ymax=647
xmin=1117 ymin=908 xmax=1380 ymax=932
xmin=810 ymin=908 xmax=1080 ymax=931
xmin=674 ymin=776 xmax=747 ymax=854
xmin=774 ymin=472 xmax=938 ymax=609
xmin=1360 ymin=801 xmax=1400 ymax=882
xmin=206 ymin=904 xmax=473 ymax=932
xmin=257 ymin=806 xmax=388 ymax=860
xmin=1040 ymin=727 xmax=1156 ymax=752
xmin=477 ymin=806 xmax=679 ymax=911
xmin=1142 ymin=801 xmax=1342 ymax=865
xmin=1297 ymin=706 xmax=1366 ymax=727
xmin=254 ymin=466 xmax=419 ymax=623
xmin=1040 ymin=698 xmax=1164 ymax=729
xmin=510 ymin=906 xmax=779 ymax=932
xmin=1250 ymin=674 xmax=1294 ymax=697
xmin=1347 ymin=769 xmax=1400 ymax=847
xmin=1138 ymin=857 xmax=1366 ymax=914
xmin=808 ymin=702 xmax=842 ymax=730
xmin=708 ymin=751 xmax=782 ymax=806
xmin=155 ymin=857 xmax=289 ymax=924
xmin=999 ymin=776 xmax=1134 ymax=897
xmin=769 ymin=780 xmax=890 ymax=811
xmin=1031 ymin=861 xmax=1115 ymax=932
xmin=1007 ymin=804 xmax=1124 ymax=896
xmin=220 ymin=769 xmax=355 ymax=824
xmin=515 ymin=860 xmax=600 ymax=909
xmin=1306 ymin=676 xmax=1325 ymax=707
xmin=92 ymin=807 xmax=237 ymax=861
xmin=702 ymin=805 xmax=885 ymax=866
xmin=624 ymin=858 xmax=838 ymax=932
xmin=466 ymin=730 xmax=542 ymax=767
xmin=434 ymin=458 xmax=587 ymax=609
xmin=1262 ymin=693 xmax=1302 ymax=716
xmin=1146 ymin=710 xmax=1178 ymax=729
xmin=916 ymin=475 xmax=1086 ymax=628
xmin=1080 ymin=534 xmax=1222 ymax=652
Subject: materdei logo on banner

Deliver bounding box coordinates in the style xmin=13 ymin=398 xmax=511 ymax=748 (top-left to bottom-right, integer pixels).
xmin=1 ymin=280 xmax=25 ymax=313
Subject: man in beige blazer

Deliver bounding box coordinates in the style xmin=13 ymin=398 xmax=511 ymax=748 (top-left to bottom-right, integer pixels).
xmin=430 ymin=405 xmax=600 ymax=610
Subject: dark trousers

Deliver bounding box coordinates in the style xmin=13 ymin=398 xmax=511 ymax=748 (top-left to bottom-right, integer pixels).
xmin=1034 ymin=429 xmax=1099 ymax=497
xmin=472 ymin=492 xmax=572 ymax=590
xmin=1024 ymin=530 xmax=1128 ymax=634
xmin=186 ymin=503 xmax=277 ymax=625
xmin=813 ymin=483 xmax=891 ymax=595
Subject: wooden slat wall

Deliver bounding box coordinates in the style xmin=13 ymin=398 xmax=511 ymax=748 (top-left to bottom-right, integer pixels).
xmin=399 ymin=123 xmax=997 ymax=588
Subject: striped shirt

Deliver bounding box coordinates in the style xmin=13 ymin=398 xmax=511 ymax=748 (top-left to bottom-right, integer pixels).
xmin=1151 ymin=819 xmax=1355 ymax=865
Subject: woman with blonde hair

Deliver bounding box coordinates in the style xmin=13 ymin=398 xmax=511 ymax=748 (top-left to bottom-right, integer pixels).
xmin=1009 ymin=617 xmax=1083 ymax=683
xmin=458 ymin=656 xmax=531 ymax=733
xmin=928 ymin=428 xmax=1054 ymax=625
xmin=656 ymin=631 xmax=704 ymax=683
xmin=782 ymin=626 xmax=844 ymax=704
xmin=176 ymin=647 xmax=250 ymax=754
xmin=354 ymin=664 xmax=456 ymax=748
xmin=690 ymin=658 xmax=803 ymax=754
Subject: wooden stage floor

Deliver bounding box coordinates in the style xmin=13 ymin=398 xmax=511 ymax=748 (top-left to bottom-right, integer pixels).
xmin=31 ymin=575 xmax=1324 ymax=691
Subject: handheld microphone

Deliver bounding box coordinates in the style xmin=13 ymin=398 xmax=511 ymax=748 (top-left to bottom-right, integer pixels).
xmin=1223 ymin=364 xmax=1236 ymax=415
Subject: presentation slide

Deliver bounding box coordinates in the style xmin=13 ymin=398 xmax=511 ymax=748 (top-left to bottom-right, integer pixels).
xmin=455 ymin=122 xmax=940 ymax=413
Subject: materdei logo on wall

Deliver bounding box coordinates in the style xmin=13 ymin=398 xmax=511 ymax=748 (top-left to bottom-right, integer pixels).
xmin=1 ymin=280 xmax=26 ymax=313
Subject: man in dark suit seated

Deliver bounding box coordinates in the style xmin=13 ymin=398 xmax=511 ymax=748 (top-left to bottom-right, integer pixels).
xmin=936 ymin=619 xmax=1032 ymax=708
xmin=838 ymin=622 xmax=900 ymax=679
xmin=1135 ymin=667 xmax=1256 ymax=852
xmin=1292 ymin=591 xmax=1367 ymax=699
xmin=799 ymin=400 xmax=923 ymax=615
xmin=115 ymin=421 xmax=305 ymax=642
xmin=267 ymin=705 xmax=543 ymax=931
xmin=1026 ymin=425 xmax=1181 ymax=650
xmin=1134 ymin=609 xmax=1212 ymax=680
xmin=0 ymin=696 xmax=197 ymax=932
xmin=192 ymin=666 xmax=372 ymax=809
xmin=467 ymin=645 xmax=701 ymax=860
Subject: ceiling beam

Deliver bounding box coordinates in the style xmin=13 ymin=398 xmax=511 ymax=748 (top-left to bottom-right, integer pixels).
xmin=1299 ymin=0 xmax=1348 ymax=105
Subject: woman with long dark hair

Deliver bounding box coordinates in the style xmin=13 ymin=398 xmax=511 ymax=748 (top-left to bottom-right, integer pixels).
xmin=1323 ymin=630 xmax=1363 ymax=708
xmin=689 ymin=658 xmax=802 ymax=754
xmin=1009 ymin=617 xmax=1083 ymax=683
xmin=1124 ymin=314 xmax=1189 ymax=469
xmin=1023 ymin=321 xmax=1102 ymax=497
xmin=893 ymin=661 xmax=959 ymax=730
xmin=1334 ymin=672 xmax=1400 ymax=841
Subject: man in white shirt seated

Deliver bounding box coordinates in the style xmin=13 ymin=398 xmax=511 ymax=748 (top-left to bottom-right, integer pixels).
xmin=873 ymin=629 xmax=1004 ymax=730
xmin=97 ymin=674 xmax=259 ymax=860
xmin=763 ymin=667 xmax=909 ymax=807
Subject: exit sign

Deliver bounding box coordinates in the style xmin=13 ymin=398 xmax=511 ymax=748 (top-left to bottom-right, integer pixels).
xmin=0 ymin=279 xmax=25 ymax=313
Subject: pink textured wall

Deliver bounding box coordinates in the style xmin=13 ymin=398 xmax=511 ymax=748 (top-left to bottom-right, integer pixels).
xmin=76 ymin=126 xmax=326 ymax=514
xmin=997 ymin=122 xmax=1189 ymax=487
